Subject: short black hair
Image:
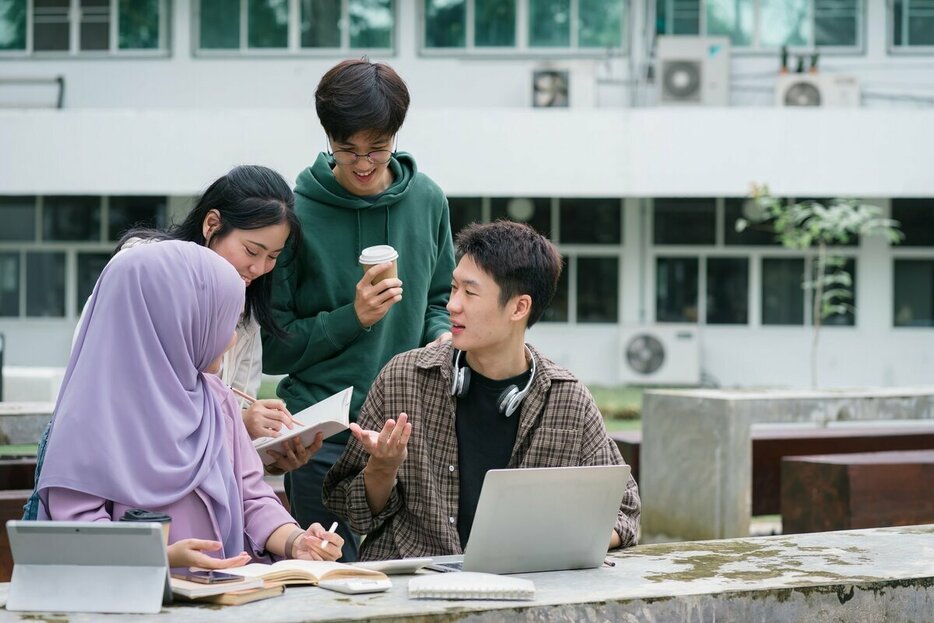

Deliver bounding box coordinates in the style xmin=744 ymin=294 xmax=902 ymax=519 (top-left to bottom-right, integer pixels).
xmin=455 ymin=221 xmax=563 ymax=328
xmin=315 ymin=59 xmax=410 ymax=143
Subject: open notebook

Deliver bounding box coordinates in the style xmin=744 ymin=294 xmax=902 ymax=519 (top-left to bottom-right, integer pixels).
xmin=253 ymin=387 xmax=352 ymax=466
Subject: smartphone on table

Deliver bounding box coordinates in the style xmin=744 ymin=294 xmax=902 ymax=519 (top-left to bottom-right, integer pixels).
xmin=170 ymin=569 xmax=245 ymax=584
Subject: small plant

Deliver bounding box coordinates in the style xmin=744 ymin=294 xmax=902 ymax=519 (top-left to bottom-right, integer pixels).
xmin=736 ymin=184 xmax=903 ymax=387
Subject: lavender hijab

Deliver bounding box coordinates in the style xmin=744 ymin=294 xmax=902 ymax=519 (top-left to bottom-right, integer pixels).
xmin=37 ymin=240 xmax=247 ymax=556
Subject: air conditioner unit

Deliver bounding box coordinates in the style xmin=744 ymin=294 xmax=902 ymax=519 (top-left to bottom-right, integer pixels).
xmin=532 ymin=69 xmax=570 ymax=108
xmin=656 ymin=36 xmax=731 ymax=106
xmin=776 ymin=74 xmax=860 ymax=108
xmin=619 ymin=326 xmax=700 ymax=385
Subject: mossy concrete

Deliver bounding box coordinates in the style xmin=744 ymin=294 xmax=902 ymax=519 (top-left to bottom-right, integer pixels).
xmin=0 ymin=525 xmax=932 ymax=622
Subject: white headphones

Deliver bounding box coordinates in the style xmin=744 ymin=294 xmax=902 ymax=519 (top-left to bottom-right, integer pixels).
xmin=451 ymin=346 xmax=537 ymax=418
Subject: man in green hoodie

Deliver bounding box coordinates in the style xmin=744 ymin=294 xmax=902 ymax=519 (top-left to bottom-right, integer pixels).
xmin=262 ymin=59 xmax=454 ymax=562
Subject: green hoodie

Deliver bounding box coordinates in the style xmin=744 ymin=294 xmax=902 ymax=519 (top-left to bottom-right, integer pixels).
xmin=262 ymin=152 xmax=454 ymax=444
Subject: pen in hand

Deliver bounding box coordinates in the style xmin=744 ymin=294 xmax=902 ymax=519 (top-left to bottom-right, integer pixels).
xmin=230 ymin=386 xmax=302 ymax=428
xmin=320 ymin=521 xmax=339 ymax=550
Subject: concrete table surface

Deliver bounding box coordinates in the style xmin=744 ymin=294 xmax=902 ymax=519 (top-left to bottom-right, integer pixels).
xmin=0 ymin=525 xmax=933 ymax=622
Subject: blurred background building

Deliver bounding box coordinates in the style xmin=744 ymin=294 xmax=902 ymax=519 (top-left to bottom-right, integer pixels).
xmin=1 ymin=0 xmax=934 ymax=389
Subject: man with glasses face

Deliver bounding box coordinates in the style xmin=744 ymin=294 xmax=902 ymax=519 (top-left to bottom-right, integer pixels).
xmin=262 ymin=59 xmax=455 ymax=562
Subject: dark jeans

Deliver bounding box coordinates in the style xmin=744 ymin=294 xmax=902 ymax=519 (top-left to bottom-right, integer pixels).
xmin=285 ymin=441 xmax=360 ymax=563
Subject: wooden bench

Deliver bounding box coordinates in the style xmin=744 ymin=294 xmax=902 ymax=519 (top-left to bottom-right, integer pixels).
xmin=612 ymin=425 xmax=934 ymax=516
xmin=0 ymin=458 xmax=36 ymax=491
xmin=781 ymin=449 xmax=934 ymax=534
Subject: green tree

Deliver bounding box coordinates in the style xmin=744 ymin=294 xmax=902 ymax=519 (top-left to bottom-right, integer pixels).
xmin=736 ymin=184 xmax=903 ymax=388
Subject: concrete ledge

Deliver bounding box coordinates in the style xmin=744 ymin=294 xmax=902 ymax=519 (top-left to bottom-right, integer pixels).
xmin=0 ymin=525 xmax=931 ymax=621
xmin=0 ymin=402 xmax=52 ymax=445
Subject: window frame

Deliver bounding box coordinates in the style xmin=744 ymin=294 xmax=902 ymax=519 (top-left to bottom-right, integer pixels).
xmin=889 ymin=0 xmax=934 ymax=53
xmin=0 ymin=0 xmax=170 ymax=58
xmin=655 ymin=0 xmax=865 ymax=56
xmin=193 ymin=0 xmax=396 ymax=57
xmin=446 ymin=195 xmax=624 ymax=324
xmin=648 ymin=197 xmax=860 ymax=328
xmin=0 ymin=195 xmax=166 ymax=320
xmin=419 ymin=0 xmax=630 ymax=58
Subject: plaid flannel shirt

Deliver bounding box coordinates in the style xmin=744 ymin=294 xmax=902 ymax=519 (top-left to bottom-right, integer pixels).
xmin=322 ymin=341 xmax=641 ymax=561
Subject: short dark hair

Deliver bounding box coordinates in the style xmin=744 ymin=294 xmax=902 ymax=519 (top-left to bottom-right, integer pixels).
xmin=455 ymin=221 xmax=563 ymax=328
xmin=315 ymin=59 xmax=410 ymax=143
xmin=116 ymin=165 xmax=301 ymax=340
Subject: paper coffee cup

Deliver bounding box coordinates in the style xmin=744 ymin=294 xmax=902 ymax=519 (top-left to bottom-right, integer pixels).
xmin=120 ymin=508 xmax=172 ymax=546
xmin=359 ymin=245 xmax=399 ymax=286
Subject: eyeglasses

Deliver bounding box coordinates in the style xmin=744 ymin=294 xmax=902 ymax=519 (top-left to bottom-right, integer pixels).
xmin=329 ymin=149 xmax=394 ymax=165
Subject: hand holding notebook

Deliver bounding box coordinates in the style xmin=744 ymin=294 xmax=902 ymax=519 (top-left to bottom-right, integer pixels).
xmin=253 ymin=387 xmax=353 ymax=466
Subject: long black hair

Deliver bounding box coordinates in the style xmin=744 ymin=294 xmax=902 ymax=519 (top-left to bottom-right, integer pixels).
xmin=116 ymin=165 xmax=301 ymax=339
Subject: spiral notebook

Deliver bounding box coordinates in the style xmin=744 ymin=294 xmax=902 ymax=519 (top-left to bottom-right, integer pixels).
xmin=408 ymin=572 xmax=535 ymax=601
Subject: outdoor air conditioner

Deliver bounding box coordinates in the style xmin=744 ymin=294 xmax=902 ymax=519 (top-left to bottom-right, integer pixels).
xmin=619 ymin=326 xmax=700 ymax=385
xmin=532 ymin=69 xmax=570 ymax=108
xmin=776 ymin=74 xmax=860 ymax=108
xmin=656 ymin=36 xmax=731 ymax=106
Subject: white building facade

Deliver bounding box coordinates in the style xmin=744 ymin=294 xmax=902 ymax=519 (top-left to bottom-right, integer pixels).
xmin=1 ymin=0 xmax=934 ymax=389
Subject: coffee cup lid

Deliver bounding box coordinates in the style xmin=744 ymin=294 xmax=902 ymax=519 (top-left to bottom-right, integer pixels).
xmin=359 ymin=245 xmax=399 ymax=265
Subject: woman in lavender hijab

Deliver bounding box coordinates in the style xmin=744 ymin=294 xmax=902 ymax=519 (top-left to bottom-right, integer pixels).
xmin=34 ymin=240 xmax=343 ymax=569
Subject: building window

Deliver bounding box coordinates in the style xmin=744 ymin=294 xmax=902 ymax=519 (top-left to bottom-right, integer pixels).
xmin=723 ymin=197 xmax=779 ymax=246
xmin=26 ymin=251 xmax=66 ymax=317
xmin=541 ymin=254 xmax=569 ymax=322
xmin=108 ymin=196 xmax=167 ymax=241
xmin=491 ymin=197 xmax=552 ymax=238
xmin=893 ymin=0 xmax=934 ymax=48
xmin=761 ymin=257 xmax=804 ymax=325
xmin=706 ymin=256 xmax=748 ymax=324
xmin=445 ymin=196 xmax=622 ymax=324
xmin=577 ymin=256 xmax=618 ymax=322
xmin=654 ymin=198 xmax=715 ymax=245
xmin=559 ymin=198 xmax=621 ymax=245
xmin=0 ymin=252 xmax=19 ymax=317
xmin=199 ymin=0 xmax=394 ymax=53
xmin=891 ymin=199 xmax=934 ymax=247
xmin=0 ymin=0 xmax=167 ymax=55
xmin=656 ymin=0 xmax=862 ymax=50
xmin=448 ymin=197 xmax=483 ymax=238
xmin=656 ymin=256 xmax=698 ymax=322
xmin=894 ymin=259 xmax=934 ymax=327
xmin=77 ymin=252 xmax=110 ymax=312
xmin=0 ymin=196 xmax=36 ymax=242
xmin=0 ymin=195 xmax=166 ymax=319
xmin=422 ymin=0 xmax=626 ymax=54
xmin=43 ymin=196 xmax=101 ymax=242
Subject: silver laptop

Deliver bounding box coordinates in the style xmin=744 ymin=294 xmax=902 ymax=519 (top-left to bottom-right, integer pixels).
xmin=433 ymin=464 xmax=631 ymax=574
xmin=6 ymin=520 xmax=170 ymax=614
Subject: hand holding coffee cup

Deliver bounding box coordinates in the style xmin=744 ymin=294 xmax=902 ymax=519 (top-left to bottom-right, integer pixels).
xmin=359 ymin=245 xmax=399 ymax=285
xmin=355 ymin=245 xmax=403 ymax=328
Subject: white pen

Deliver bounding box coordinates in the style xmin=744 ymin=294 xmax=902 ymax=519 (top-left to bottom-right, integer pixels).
xmin=320 ymin=521 xmax=339 ymax=550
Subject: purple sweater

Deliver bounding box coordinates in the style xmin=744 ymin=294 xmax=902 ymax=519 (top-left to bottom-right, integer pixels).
xmin=43 ymin=376 xmax=295 ymax=561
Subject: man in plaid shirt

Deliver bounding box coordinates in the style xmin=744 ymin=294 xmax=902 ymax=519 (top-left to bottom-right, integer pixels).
xmin=323 ymin=221 xmax=640 ymax=560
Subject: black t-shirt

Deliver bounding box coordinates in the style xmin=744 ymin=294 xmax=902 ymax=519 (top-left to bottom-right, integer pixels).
xmin=454 ymin=365 xmax=531 ymax=548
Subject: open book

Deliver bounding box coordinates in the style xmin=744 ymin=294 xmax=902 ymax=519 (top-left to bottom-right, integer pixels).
xmin=253 ymin=387 xmax=353 ymax=466
xmin=225 ymin=559 xmax=387 ymax=588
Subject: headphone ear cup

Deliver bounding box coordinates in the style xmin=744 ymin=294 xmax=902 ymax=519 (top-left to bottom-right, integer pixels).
xmin=497 ymin=385 xmax=520 ymax=416
xmin=452 ymin=365 xmax=471 ymax=398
